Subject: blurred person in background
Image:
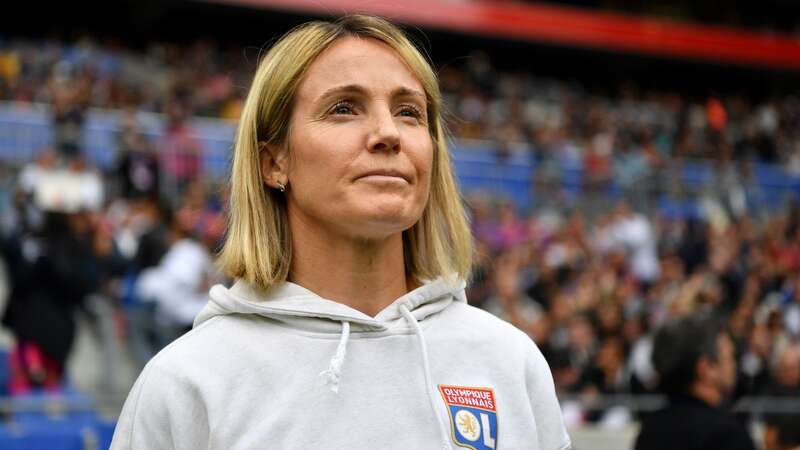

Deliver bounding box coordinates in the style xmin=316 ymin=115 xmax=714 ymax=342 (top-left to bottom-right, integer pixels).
xmin=761 ymin=342 xmax=800 ymax=450
xmin=49 ymin=59 xmax=89 ymax=161
xmin=770 ymin=342 xmax=800 ymax=396
xmin=133 ymin=183 xmax=224 ymax=362
xmin=158 ymin=95 xmax=202 ymax=201
xmin=1 ymin=209 xmax=117 ymax=392
xmin=764 ymin=415 xmax=800 ymax=450
xmin=115 ymin=110 xmax=159 ymax=201
xmin=0 ymin=146 xmax=126 ymax=393
xmin=634 ymin=314 xmax=755 ymax=450
xmin=482 ymin=249 xmax=543 ymax=328
xmin=9 ymin=150 xmax=58 ymax=234
xmin=112 ymin=15 xmax=570 ymax=450
xmin=605 ymin=201 xmax=660 ymax=283
xmin=575 ymin=335 xmax=633 ymax=425
xmin=783 ymin=274 xmax=800 ymax=337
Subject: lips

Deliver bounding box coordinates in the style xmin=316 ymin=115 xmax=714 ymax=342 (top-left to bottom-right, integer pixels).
xmin=356 ymin=169 xmax=411 ymax=183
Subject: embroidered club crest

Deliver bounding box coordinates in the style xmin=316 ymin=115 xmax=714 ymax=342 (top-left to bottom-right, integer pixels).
xmin=438 ymin=385 xmax=498 ymax=450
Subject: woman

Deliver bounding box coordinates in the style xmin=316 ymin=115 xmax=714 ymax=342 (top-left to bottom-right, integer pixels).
xmin=111 ymin=15 xmax=570 ymax=450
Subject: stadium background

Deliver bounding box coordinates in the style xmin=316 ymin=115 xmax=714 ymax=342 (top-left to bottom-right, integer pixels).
xmin=1 ymin=0 xmax=800 ymax=448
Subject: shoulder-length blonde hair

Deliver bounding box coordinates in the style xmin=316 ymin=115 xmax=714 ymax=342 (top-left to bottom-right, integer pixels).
xmin=218 ymin=14 xmax=473 ymax=291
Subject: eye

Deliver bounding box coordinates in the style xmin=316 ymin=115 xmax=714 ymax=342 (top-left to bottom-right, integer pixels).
xmin=330 ymin=101 xmax=356 ymax=115
xmin=397 ymin=104 xmax=423 ymax=120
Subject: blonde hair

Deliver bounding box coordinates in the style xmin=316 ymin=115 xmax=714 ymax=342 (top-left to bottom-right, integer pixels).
xmin=218 ymin=15 xmax=473 ymax=291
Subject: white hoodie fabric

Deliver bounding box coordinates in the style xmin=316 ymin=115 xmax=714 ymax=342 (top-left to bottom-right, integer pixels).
xmin=111 ymin=277 xmax=571 ymax=450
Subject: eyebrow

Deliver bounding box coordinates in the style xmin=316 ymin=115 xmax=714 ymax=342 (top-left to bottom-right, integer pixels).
xmin=317 ymin=84 xmax=427 ymax=103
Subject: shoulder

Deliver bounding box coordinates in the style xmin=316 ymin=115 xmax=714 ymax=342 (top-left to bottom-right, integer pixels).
xmin=638 ymin=403 xmax=755 ymax=450
xmin=442 ymin=302 xmax=531 ymax=340
xmin=111 ymin=319 xmax=234 ymax=449
xmin=145 ymin=313 xmax=264 ymax=376
xmin=116 ymin=315 xmax=254 ymax=419
xmin=708 ymin=412 xmax=756 ymax=450
xmin=438 ymin=302 xmax=551 ymax=370
xmin=124 ymin=316 xmax=228 ymax=402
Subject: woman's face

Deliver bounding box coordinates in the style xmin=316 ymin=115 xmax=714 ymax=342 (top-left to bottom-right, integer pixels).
xmin=282 ymin=36 xmax=433 ymax=241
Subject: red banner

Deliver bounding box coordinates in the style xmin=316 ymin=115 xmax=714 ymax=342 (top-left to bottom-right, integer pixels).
xmin=210 ymin=0 xmax=800 ymax=70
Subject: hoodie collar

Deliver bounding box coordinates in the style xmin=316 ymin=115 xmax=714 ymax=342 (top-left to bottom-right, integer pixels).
xmin=194 ymin=276 xmax=466 ymax=332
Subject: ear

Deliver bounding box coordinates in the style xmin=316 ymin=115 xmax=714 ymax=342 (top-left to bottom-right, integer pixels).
xmin=695 ymin=356 xmax=715 ymax=384
xmin=259 ymin=142 xmax=289 ymax=189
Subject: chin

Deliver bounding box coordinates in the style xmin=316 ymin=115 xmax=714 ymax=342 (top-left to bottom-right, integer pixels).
xmin=361 ymin=214 xmax=419 ymax=238
xmin=347 ymin=204 xmax=421 ymax=239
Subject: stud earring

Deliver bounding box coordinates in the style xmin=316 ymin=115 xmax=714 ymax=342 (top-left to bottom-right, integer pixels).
xmin=277 ymin=182 xmax=286 ymax=193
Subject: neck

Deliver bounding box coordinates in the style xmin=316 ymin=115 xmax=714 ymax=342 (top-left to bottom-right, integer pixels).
xmin=690 ymin=382 xmax=722 ymax=407
xmin=287 ymin=210 xmax=410 ymax=317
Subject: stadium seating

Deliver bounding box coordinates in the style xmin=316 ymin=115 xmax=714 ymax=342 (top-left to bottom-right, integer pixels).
xmin=2 ymin=103 xmax=798 ymax=215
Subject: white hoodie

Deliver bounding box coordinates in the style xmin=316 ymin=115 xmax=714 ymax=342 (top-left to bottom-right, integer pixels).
xmin=111 ymin=277 xmax=571 ymax=450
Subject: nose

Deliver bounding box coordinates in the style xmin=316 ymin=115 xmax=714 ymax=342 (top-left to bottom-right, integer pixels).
xmin=367 ymin=108 xmax=400 ymax=153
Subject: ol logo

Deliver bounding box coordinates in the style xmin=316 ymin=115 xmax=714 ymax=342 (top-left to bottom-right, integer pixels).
xmin=438 ymin=385 xmax=498 ymax=450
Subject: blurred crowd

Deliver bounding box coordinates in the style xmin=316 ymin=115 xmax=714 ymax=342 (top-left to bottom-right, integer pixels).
xmin=0 ymin=147 xmax=227 ymax=393
xmin=0 ymin=37 xmax=247 ymax=120
xmin=0 ymin=35 xmax=798 ymax=443
xmin=440 ymin=52 xmax=800 ymax=173
xmin=2 ymin=36 xmax=800 ymax=170
xmin=466 ymin=193 xmax=800 ymax=429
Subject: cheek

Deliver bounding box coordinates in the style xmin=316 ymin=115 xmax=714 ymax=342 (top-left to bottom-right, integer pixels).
xmin=412 ymin=136 xmax=435 ymax=193
xmin=419 ymin=147 xmax=435 ymax=207
xmin=289 ymin=130 xmax=353 ymax=193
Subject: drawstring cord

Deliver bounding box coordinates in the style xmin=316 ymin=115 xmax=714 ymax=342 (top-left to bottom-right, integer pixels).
xmin=319 ymin=321 xmax=350 ymax=394
xmin=400 ymin=304 xmax=452 ymax=450
xmin=319 ymin=309 xmax=451 ymax=448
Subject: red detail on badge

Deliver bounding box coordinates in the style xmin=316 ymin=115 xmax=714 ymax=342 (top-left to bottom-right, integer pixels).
xmin=438 ymin=385 xmax=496 ymax=412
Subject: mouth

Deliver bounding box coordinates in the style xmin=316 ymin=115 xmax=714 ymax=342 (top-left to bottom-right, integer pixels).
xmin=356 ymin=169 xmax=411 ymax=183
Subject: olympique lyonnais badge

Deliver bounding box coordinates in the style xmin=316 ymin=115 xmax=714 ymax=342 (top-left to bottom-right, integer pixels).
xmin=438 ymin=385 xmax=498 ymax=450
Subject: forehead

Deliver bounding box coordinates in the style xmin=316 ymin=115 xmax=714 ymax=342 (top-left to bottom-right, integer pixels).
xmin=296 ymin=36 xmax=425 ymax=101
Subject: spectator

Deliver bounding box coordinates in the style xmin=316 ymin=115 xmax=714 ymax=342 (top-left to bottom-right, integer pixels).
xmin=761 ymin=343 xmax=800 ymax=450
xmin=606 ymin=202 xmax=660 ymax=282
xmin=765 ymin=342 xmax=800 ymax=397
xmin=133 ymin=183 xmax=223 ymax=361
xmin=764 ymin=415 xmax=800 ymax=450
xmin=634 ymin=315 xmax=755 ymax=450
xmin=2 ymin=210 xmax=115 ymax=393
xmin=49 ymin=60 xmax=89 ymax=161
xmin=158 ymin=97 xmax=202 ymax=200
xmin=483 ymin=251 xmax=543 ymax=328
xmin=115 ymin=110 xmax=159 ymax=200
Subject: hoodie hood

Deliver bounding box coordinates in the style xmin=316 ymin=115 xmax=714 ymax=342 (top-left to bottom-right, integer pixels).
xmin=195 ymin=276 xmax=467 ymax=332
